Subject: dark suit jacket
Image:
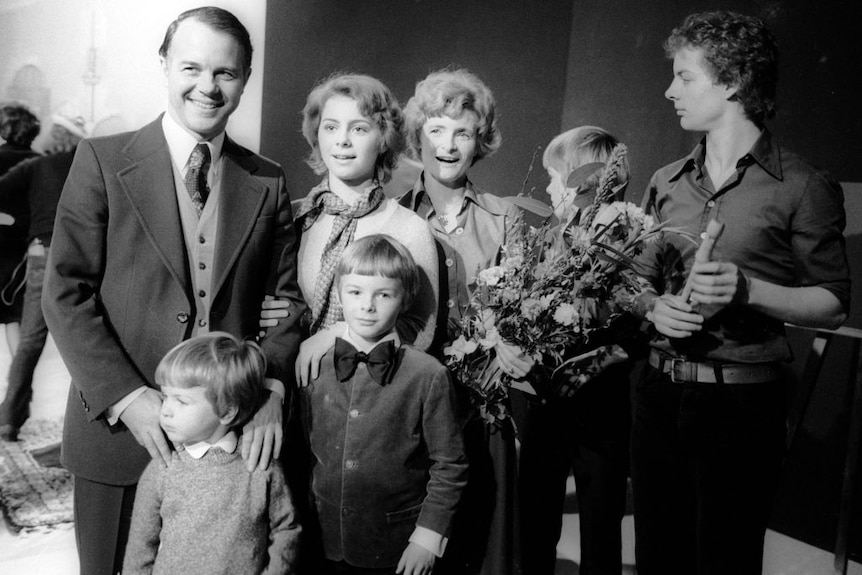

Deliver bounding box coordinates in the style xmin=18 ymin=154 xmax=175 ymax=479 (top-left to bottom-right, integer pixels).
xmin=43 ymin=117 xmax=306 ymax=485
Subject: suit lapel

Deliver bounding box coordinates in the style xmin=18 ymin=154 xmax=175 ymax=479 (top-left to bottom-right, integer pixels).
xmin=213 ymin=138 xmax=265 ymax=298
xmin=117 ymin=119 xmax=191 ymax=294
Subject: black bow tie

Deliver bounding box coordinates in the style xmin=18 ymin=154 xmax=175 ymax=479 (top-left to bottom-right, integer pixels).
xmin=334 ymin=338 xmax=398 ymax=385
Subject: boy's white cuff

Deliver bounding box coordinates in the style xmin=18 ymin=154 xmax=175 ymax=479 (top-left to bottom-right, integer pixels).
xmin=409 ymin=526 xmax=447 ymax=557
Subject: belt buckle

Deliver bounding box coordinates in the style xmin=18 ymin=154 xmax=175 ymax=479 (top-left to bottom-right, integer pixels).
xmin=670 ymin=358 xmax=685 ymax=383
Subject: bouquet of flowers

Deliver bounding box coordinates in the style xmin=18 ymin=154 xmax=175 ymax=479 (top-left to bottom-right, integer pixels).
xmin=444 ymin=144 xmax=663 ymax=425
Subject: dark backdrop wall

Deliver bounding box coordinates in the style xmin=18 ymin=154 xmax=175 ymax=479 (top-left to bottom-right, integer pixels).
xmin=262 ymin=0 xmax=862 ymax=562
xmin=562 ymin=0 xmax=862 ymax=204
xmin=261 ymin=0 xmax=574 ymax=203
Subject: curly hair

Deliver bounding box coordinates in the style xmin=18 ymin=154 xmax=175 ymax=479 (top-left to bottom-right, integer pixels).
xmin=665 ymin=10 xmax=778 ymax=125
xmin=301 ymin=73 xmax=405 ymax=184
xmin=403 ymin=68 xmax=501 ymax=164
xmin=0 ymin=104 xmax=40 ymax=147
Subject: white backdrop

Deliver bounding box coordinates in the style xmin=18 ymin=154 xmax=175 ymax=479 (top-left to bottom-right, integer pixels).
xmin=0 ymin=0 xmax=266 ymax=151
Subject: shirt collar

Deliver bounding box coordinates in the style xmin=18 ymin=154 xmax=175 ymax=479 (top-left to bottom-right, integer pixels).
xmin=343 ymin=326 xmax=401 ymax=353
xmin=409 ymin=173 xmax=505 ymax=219
xmin=161 ymin=112 xmax=225 ymax=173
xmin=668 ymin=130 xmax=782 ymax=183
xmin=184 ymin=430 xmax=238 ymax=459
xmin=743 ymin=129 xmax=782 ymax=180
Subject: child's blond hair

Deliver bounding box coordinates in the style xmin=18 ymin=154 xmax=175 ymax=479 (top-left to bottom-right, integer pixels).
xmin=155 ymin=332 xmax=266 ymax=429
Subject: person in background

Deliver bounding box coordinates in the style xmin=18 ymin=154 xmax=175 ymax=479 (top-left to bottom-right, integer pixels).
xmin=519 ymin=126 xmax=640 ymax=575
xmin=399 ymin=68 xmax=527 ymax=575
xmin=42 ymin=7 xmax=305 ymax=574
xmin=293 ymin=73 xmax=438 ymax=385
xmin=0 ymin=103 xmax=40 ymax=364
xmin=123 ymin=332 xmax=301 ymax=575
xmin=0 ymin=111 xmax=83 ymax=442
xmin=301 ymin=234 xmax=466 ymax=575
xmin=630 ymin=10 xmax=850 ymax=575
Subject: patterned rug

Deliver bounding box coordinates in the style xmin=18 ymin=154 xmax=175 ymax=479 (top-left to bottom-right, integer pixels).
xmin=0 ymin=418 xmax=72 ymax=532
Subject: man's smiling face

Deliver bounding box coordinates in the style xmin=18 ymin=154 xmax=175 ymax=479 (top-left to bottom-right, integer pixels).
xmin=161 ymin=18 xmax=250 ymax=141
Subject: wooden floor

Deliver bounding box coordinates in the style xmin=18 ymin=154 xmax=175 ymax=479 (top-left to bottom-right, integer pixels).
xmin=0 ymin=329 xmax=859 ymax=575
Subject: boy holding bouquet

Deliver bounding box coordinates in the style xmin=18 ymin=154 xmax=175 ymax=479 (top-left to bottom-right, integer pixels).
xmin=519 ymin=126 xmax=644 ymax=575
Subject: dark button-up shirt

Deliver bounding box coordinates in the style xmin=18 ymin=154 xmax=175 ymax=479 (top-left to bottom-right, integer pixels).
xmin=639 ymin=131 xmax=850 ymax=363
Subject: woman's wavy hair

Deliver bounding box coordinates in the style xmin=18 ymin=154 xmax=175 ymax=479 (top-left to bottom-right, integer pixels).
xmin=0 ymin=104 xmax=40 ymax=147
xmin=301 ymin=73 xmax=405 ymax=184
xmin=403 ymin=68 xmax=501 ymax=164
xmin=665 ymin=10 xmax=778 ymax=126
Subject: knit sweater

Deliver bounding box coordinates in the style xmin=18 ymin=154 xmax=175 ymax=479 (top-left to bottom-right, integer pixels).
xmin=122 ymin=447 xmax=300 ymax=575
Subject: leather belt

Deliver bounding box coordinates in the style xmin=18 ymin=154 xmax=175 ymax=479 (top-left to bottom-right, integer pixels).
xmin=648 ymin=349 xmax=781 ymax=384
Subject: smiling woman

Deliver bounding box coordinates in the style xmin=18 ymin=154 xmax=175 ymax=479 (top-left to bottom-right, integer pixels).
xmin=398 ymin=68 xmax=526 ymax=575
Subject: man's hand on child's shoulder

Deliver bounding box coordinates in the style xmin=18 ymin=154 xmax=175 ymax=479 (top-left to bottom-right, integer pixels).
xmin=241 ymin=391 xmax=283 ymax=472
xmin=396 ymin=542 xmax=436 ymax=575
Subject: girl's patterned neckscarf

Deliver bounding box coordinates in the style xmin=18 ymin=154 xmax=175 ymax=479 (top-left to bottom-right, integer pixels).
xmin=296 ymin=178 xmax=385 ymax=333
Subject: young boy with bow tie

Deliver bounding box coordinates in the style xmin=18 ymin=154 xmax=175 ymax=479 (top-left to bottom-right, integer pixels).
xmin=301 ymin=234 xmax=467 ymax=575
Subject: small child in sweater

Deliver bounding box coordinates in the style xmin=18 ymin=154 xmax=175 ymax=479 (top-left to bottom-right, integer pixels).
xmin=303 ymin=234 xmax=467 ymax=575
xmin=122 ymin=332 xmax=301 ymax=575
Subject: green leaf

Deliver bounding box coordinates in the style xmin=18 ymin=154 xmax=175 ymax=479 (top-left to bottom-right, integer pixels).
xmin=565 ymin=162 xmax=604 ymax=188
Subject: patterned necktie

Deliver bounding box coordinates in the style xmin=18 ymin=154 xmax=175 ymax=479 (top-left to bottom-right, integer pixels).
xmin=308 ymin=185 xmax=384 ymax=334
xmin=334 ymin=338 xmax=398 ymax=385
xmin=185 ymin=143 xmax=211 ymax=216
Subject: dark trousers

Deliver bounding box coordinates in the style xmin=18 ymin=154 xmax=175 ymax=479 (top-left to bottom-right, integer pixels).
xmin=630 ymin=365 xmax=785 ymax=575
xmin=74 ymin=476 xmax=137 ymax=575
xmin=0 ymin=251 xmax=48 ymax=430
xmin=324 ymin=559 xmax=398 ymax=575
xmin=518 ymin=366 xmax=630 ymax=575
xmin=437 ymin=416 xmax=518 ymax=575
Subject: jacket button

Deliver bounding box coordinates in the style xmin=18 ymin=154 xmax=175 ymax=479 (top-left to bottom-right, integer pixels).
xmin=177 ymin=312 xmax=189 ymax=323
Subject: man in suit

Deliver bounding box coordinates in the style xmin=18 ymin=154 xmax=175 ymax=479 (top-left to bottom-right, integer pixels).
xmin=42 ymin=7 xmax=305 ymax=575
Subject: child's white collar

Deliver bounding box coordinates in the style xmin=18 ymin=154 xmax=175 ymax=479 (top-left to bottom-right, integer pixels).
xmin=184 ymin=430 xmax=238 ymax=459
xmin=343 ymin=326 xmax=401 ymax=353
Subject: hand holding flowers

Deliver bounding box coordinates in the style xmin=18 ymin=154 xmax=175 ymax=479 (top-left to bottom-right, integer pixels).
xmin=444 ymin=144 xmax=665 ymax=425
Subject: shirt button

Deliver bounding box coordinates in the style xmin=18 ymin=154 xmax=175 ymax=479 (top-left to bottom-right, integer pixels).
xmin=455 ymin=227 xmax=464 ymax=235
xmin=198 ymin=236 xmax=206 ymax=244
xmin=345 ymin=460 xmax=357 ymax=470
xmin=447 ymin=299 xmax=455 ymax=308
xmin=342 ymin=507 xmax=352 ymax=516
xmin=445 ymin=258 xmax=454 ymax=267
xmin=177 ymin=312 xmax=189 ymax=323
xmin=348 ymin=409 xmax=359 ymax=418
xmin=700 ymin=232 xmax=709 ymax=239
xmin=198 ymin=319 xmax=207 ymax=327
xmin=198 ymin=262 xmax=206 ymax=270
xmin=707 ymin=200 xmax=715 ymax=207
xmin=198 ymin=289 xmax=206 ymax=298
